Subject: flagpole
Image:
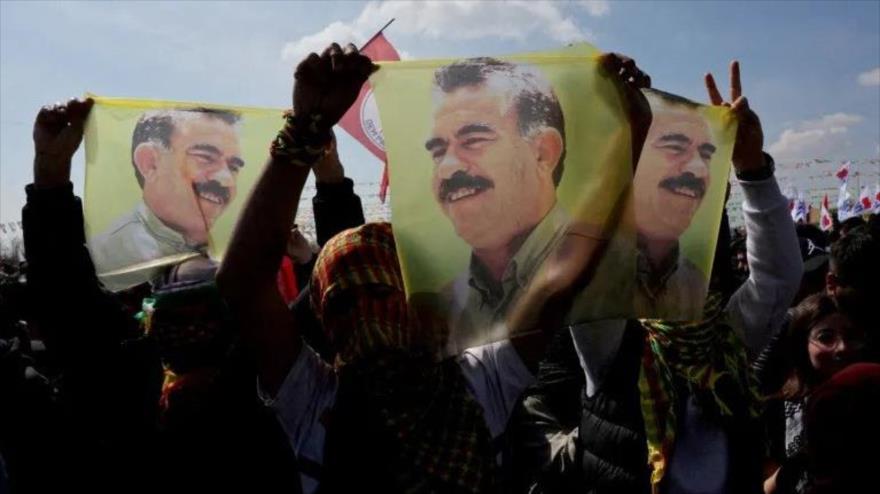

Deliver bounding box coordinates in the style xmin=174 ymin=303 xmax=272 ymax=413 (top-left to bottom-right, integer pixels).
xmin=360 ymin=18 xmax=396 ymax=50
xmin=857 ymin=165 xmax=861 ymax=197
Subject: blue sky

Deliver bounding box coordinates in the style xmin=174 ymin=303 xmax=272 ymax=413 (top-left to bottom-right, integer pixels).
xmin=2 ymin=0 xmax=878 ymax=222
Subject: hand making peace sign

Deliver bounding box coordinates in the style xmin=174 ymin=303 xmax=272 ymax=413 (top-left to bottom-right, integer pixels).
xmin=705 ymin=61 xmax=766 ymax=173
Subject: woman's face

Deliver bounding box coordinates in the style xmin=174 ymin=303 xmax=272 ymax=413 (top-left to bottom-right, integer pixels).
xmin=808 ymin=312 xmax=866 ymax=381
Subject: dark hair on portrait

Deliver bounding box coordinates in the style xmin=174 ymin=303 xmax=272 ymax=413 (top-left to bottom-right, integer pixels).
xmin=130 ymin=107 xmax=241 ymax=188
xmin=642 ymin=88 xmax=702 ymax=110
xmin=433 ymin=57 xmax=567 ymax=186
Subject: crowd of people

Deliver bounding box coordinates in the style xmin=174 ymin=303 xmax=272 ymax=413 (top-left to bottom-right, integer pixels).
xmin=1 ymin=43 xmax=878 ymax=494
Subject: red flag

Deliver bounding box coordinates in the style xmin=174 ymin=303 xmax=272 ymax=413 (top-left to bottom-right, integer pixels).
xmin=820 ymin=194 xmax=833 ymax=232
xmin=835 ymin=161 xmax=850 ymax=183
xmin=336 ymin=30 xmax=400 ymax=203
xmin=874 ymin=184 xmax=880 ymax=214
xmin=859 ymin=185 xmax=873 ymax=210
xmin=379 ymin=162 xmax=390 ymax=202
xmin=276 ymin=257 xmax=299 ymax=305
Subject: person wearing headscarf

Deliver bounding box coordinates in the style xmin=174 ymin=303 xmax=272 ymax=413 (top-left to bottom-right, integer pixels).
xmin=217 ymin=44 xmax=500 ymax=494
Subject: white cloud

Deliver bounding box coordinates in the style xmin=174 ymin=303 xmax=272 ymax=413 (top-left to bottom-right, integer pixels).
xmin=281 ymin=0 xmax=601 ymax=63
xmin=798 ymin=112 xmax=863 ymax=131
xmin=768 ymin=112 xmax=864 ymax=160
xmin=281 ymin=21 xmax=369 ymax=63
xmin=578 ymin=0 xmax=611 ymax=17
xmin=857 ymin=67 xmax=880 ymax=87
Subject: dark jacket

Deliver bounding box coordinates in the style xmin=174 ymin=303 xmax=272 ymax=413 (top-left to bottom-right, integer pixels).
xmin=509 ymin=322 xmax=764 ymax=494
xmin=313 ymin=177 xmax=367 ymax=246
xmin=508 ymin=323 xmax=650 ymax=494
xmin=294 ymin=177 xmax=369 ymax=361
xmin=21 ymin=183 xmax=163 ymax=491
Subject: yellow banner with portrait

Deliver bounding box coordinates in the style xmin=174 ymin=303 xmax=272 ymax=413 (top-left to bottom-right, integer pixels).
xmin=369 ymin=43 xmax=736 ymax=353
xmin=82 ymin=42 xmax=736 ymax=353
xmin=82 ymin=95 xmax=283 ymax=291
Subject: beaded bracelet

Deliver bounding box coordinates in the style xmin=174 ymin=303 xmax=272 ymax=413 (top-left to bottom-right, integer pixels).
xmin=270 ymin=110 xmax=332 ymax=168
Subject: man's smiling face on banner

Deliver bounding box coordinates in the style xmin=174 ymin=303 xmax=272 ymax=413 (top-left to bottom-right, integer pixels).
xmin=633 ymin=105 xmax=716 ymax=242
xmin=163 ymin=115 xmax=243 ymax=228
xmin=425 ymin=83 xmax=561 ymax=252
xmin=133 ymin=110 xmax=244 ymax=241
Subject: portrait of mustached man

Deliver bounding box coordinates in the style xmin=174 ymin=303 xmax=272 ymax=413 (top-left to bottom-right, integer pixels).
xmin=425 ymin=57 xmax=607 ymax=351
xmin=632 ymin=89 xmax=717 ymax=318
xmin=91 ymin=108 xmax=244 ymax=291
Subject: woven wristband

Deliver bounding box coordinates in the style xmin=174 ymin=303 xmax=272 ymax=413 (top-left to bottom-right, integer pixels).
xmin=270 ymin=110 xmax=332 ymax=168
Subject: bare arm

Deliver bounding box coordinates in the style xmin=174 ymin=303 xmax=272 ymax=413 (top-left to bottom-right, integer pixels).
xmin=217 ymin=155 xmax=310 ymax=395
xmin=217 ymin=43 xmax=376 ymax=395
xmin=311 ymin=134 xmax=367 ymax=246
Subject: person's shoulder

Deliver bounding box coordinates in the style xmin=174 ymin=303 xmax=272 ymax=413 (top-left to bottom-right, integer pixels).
xmin=90 ymin=208 xmax=144 ymax=252
xmin=89 ymin=207 xmax=162 ymax=271
xmin=459 ymin=339 xmax=524 ymax=371
xmin=94 ymin=207 xmax=143 ymax=240
xmin=270 ymin=342 xmax=338 ymax=413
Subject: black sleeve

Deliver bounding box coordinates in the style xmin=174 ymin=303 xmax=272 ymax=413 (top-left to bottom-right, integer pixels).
xmin=752 ymin=315 xmax=792 ymax=396
xmin=290 ymin=285 xmax=331 ymax=361
xmin=21 ymin=182 xmax=164 ymax=486
xmin=22 ymin=182 xmax=160 ymax=433
xmin=22 ymin=183 xmax=129 ymax=358
xmin=293 ymin=257 xmax=315 ymax=292
xmin=312 ymin=178 xmax=366 ymax=246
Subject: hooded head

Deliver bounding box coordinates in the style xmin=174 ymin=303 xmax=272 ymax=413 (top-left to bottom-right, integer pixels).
xmin=310 ymin=223 xmax=428 ymax=366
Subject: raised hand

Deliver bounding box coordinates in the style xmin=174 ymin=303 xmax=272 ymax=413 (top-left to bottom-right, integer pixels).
xmin=705 ymin=61 xmax=765 ymax=173
xmin=33 ymin=97 xmax=94 ymax=188
xmin=599 ymin=53 xmax=652 ymax=169
xmin=286 ymin=226 xmax=315 ymax=265
xmin=293 ymin=43 xmax=377 ymax=131
xmin=600 ymin=53 xmax=652 ymax=89
xmin=312 ymin=131 xmax=345 ymax=183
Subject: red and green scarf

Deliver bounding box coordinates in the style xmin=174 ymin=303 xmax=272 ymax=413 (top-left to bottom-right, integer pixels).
xmin=637 ymin=292 xmax=763 ymax=491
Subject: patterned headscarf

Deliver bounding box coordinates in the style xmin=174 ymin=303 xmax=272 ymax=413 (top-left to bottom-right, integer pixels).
xmin=141 ymin=279 xmax=230 ymax=371
xmin=309 ymin=222 xmax=418 ymax=363
xmin=312 ymin=223 xmax=496 ymax=492
xmin=637 ymin=292 xmax=763 ymax=491
xmin=137 ymin=277 xmax=232 ymax=417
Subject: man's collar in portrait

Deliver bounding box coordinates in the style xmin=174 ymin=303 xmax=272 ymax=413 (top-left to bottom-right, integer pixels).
xmin=136 ymin=201 xmax=208 ymax=251
xmin=467 ymin=202 xmax=570 ymax=309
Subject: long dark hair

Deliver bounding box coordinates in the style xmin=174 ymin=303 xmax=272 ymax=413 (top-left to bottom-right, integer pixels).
xmin=779 ymin=293 xmax=844 ymax=400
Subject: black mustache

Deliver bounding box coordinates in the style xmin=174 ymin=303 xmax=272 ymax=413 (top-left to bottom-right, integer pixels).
xmin=439 ymin=171 xmax=494 ymax=201
xmin=193 ymin=180 xmax=231 ymax=205
xmin=658 ymin=172 xmax=706 ymax=199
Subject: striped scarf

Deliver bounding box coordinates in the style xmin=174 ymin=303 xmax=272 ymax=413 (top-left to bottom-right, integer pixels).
xmin=312 ymin=222 xmax=495 ymax=492
xmin=637 ymin=292 xmax=763 ymax=491
xmin=310 ymin=222 xmax=415 ymax=363
xmin=340 ymin=352 xmax=497 ymax=493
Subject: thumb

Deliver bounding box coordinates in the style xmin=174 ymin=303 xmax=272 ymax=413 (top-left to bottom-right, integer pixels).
xmin=731 ymin=96 xmax=749 ymax=114
xmin=66 ymin=98 xmax=94 ymax=139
